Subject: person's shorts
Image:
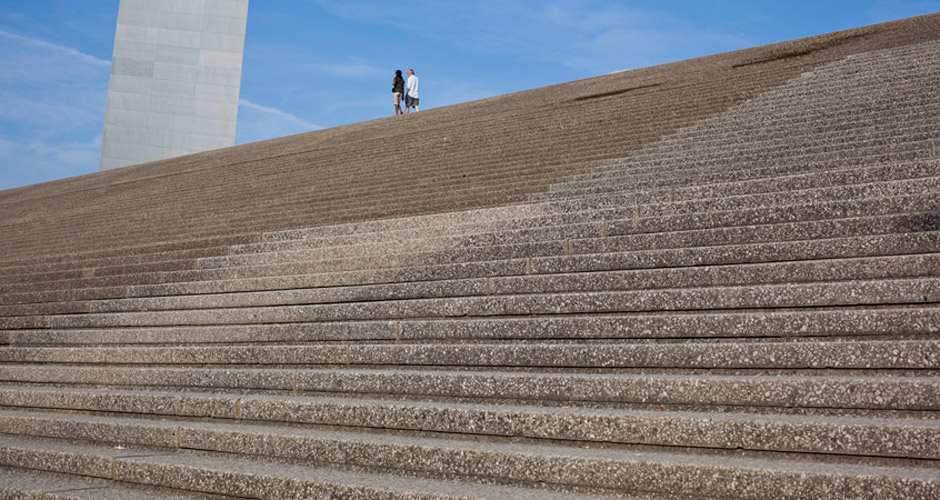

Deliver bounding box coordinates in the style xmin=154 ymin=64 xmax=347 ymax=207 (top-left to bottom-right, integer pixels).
xmin=406 ymin=95 xmax=419 ymax=108
xmin=393 ymin=92 xmax=403 ymax=105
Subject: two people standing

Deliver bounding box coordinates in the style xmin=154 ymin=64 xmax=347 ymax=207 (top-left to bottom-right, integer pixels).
xmin=393 ymin=69 xmax=419 ymax=115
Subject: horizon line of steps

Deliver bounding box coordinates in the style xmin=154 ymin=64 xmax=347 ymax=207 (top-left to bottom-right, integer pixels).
xmin=0 ymin=60 xmax=812 ymax=230
xmin=7 ymin=87 xmax=932 ymax=249
xmin=0 ymin=49 xmax=799 ymax=206
xmin=1 ymin=33 xmax=916 ymax=262
xmin=0 ymin=43 xmax=859 ymax=210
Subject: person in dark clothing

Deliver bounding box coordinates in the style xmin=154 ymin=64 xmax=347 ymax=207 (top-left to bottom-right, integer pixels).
xmin=392 ymin=70 xmax=405 ymax=115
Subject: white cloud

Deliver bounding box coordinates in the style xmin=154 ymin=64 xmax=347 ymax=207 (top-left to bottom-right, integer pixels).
xmin=424 ymin=77 xmax=499 ymax=109
xmin=236 ymin=98 xmax=322 ymax=144
xmin=247 ymin=43 xmax=384 ymax=81
xmin=0 ymin=28 xmax=108 ymax=190
xmin=239 ymin=99 xmax=320 ymax=129
xmin=0 ymin=135 xmax=101 ymax=189
xmin=0 ymin=28 xmax=110 ymax=67
xmin=323 ymin=60 xmax=385 ymax=78
xmin=0 ymin=90 xmax=104 ymax=129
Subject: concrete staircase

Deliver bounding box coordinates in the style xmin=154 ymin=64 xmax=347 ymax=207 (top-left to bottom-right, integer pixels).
xmin=0 ymin=17 xmax=939 ymax=500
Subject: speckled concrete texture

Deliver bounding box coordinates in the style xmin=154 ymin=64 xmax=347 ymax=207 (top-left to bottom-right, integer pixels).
xmin=3 ymin=306 xmax=939 ymax=345
xmin=4 ymin=253 xmax=916 ymax=319
xmin=1 ymin=431 xmax=939 ymax=500
xmin=19 ymin=276 xmax=937 ymax=329
xmin=0 ymin=365 xmax=937 ymax=410
xmin=0 ymin=391 xmax=937 ymax=458
xmin=0 ymin=464 xmax=238 ymax=499
xmin=2 ymin=338 xmax=938 ymax=369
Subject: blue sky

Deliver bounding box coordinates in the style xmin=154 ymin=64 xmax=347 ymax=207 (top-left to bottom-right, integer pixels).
xmin=0 ymin=1 xmax=938 ymax=191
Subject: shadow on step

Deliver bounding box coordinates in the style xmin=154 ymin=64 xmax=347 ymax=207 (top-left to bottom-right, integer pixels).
xmin=907 ymin=211 xmax=940 ymax=232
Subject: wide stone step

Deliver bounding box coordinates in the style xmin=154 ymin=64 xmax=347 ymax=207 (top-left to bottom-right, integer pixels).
xmin=0 ymin=175 xmax=550 ymax=255
xmin=3 ymin=253 xmax=929 ymax=319
xmin=217 ymin=158 xmax=940 ymax=260
xmin=537 ymin=143 xmax=940 ymax=203
xmin=596 ymin=108 xmax=940 ymax=172
xmin=0 ymin=232 xmax=254 ymax=268
xmin=3 ymin=213 xmax=937 ymax=313
xmin=0 ymin=365 xmax=935 ymax=410
xmin=263 ymin=190 xmax=937 ymax=253
xmin=594 ymin=65 xmax=940 ymax=160
xmin=0 ymin=389 xmax=937 ymax=458
xmin=2 ymin=338 xmax=937 ymax=370
xmin=0 ymin=435 xmax=631 ymax=500
xmin=1 ymin=225 xmax=935 ymax=311
xmin=171 ymin=232 xmax=940 ymax=294
xmin=586 ymin=134 xmax=936 ymax=184
xmin=195 ymin=207 xmax=939 ymax=276
xmin=645 ymin=77 xmax=940 ymax=134
xmin=0 ymin=423 xmax=936 ymax=499
xmin=676 ymin=73 xmax=940 ymax=114
xmin=600 ymin=96 xmax=937 ymax=156
xmin=538 ymin=175 xmax=940 ymax=217
xmin=0 ymin=259 xmax=199 ymax=287
xmin=5 ymin=306 xmax=939 ymax=346
xmin=192 ymin=193 xmax=940 ymax=272
xmin=639 ymin=108 xmax=940 ymax=159
xmin=552 ymin=153 xmax=939 ymax=202
xmin=190 ymin=206 xmax=937 ymax=275
xmin=3 ymin=276 xmax=932 ymax=332
xmin=4 ymin=196 xmax=929 ymax=290
xmin=0 ymin=244 xmax=235 ymax=279
xmin=602 ymin=192 xmax=938 ymax=237
xmin=614 ymin=97 xmax=940 ymax=157
xmin=575 ymin=146 xmax=937 ymax=197
xmin=231 ymin=193 xmax=934 ymax=288
xmin=0 ymin=464 xmax=238 ymax=500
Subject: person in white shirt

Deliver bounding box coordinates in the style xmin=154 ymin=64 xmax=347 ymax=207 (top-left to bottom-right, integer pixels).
xmin=405 ymin=69 xmax=420 ymax=113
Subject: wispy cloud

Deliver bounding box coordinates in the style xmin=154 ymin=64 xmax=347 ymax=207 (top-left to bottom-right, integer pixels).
xmin=0 ymin=135 xmax=102 ymax=189
xmin=0 ymin=28 xmax=110 ymax=67
xmin=323 ymin=61 xmax=385 ymax=78
xmin=311 ymin=0 xmax=749 ymax=72
xmin=0 ymin=28 xmax=109 ymax=190
xmin=237 ymin=98 xmax=321 ymax=144
xmin=239 ymin=99 xmax=320 ymax=129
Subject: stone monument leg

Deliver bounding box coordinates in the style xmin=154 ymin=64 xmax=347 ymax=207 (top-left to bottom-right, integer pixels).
xmin=99 ymin=0 xmax=249 ymax=171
